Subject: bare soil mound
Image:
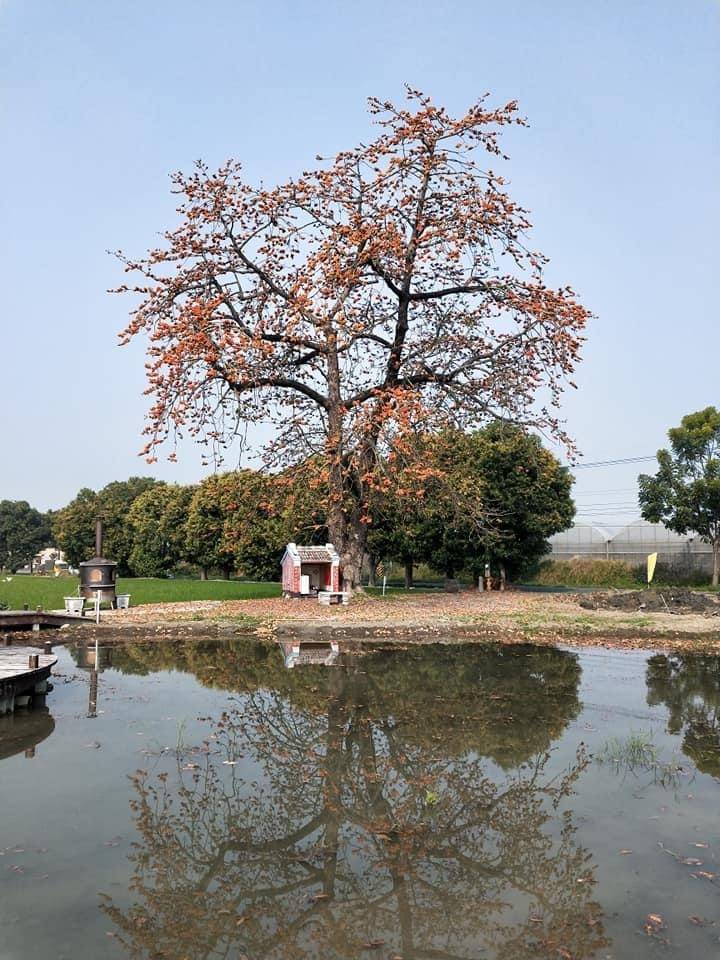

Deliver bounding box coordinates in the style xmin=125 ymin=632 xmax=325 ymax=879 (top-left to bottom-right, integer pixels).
xmin=579 ymin=588 xmax=720 ymax=615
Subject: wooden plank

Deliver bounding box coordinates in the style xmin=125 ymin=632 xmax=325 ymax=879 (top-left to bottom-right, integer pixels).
xmin=0 ymin=647 xmax=57 ymax=680
xmin=0 ymin=610 xmax=91 ymax=629
xmin=0 ymin=646 xmax=58 ymax=714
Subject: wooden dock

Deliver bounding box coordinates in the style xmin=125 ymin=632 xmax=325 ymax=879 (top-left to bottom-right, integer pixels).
xmin=0 ymin=646 xmax=58 ymax=715
xmin=0 ymin=609 xmax=91 ymax=632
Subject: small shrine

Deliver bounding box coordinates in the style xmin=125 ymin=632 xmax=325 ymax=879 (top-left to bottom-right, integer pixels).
xmin=281 ymin=543 xmax=341 ymax=599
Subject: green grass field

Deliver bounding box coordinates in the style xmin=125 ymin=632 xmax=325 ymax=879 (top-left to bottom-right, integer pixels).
xmin=0 ymin=575 xmax=282 ymax=610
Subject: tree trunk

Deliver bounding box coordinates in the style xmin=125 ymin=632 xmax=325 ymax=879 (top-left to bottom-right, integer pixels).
xmin=713 ymin=541 xmax=719 ymax=588
xmin=324 ymin=416 xmax=370 ymax=592
xmin=199 ymin=568 xmax=208 ymax=581
xmin=367 ymin=554 xmax=377 ymax=588
xmin=404 ymin=560 xmax=413 ymax=589
xmin=444 ymin=563 xmax=460 ymax=592
xmin=328 ymin=513 xmax=366 ymax=593
xmin=324 ymin=321 xmax=381 ymax=593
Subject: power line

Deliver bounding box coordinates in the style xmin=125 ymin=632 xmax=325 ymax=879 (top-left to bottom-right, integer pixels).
xmin=576 ymin=507 xmax=641 ymax=513
xmin=573 ymin=487 xmax=638 ymax=495
xmin=575 ymin=502 xmax=640 ymax=513
xmin=574 ymin=498 xmax=639 ymax=503
xmin=569 ymin=456 xmax=657 ymax=469
xmin=576 ymin=511 xmax=641 ymax=516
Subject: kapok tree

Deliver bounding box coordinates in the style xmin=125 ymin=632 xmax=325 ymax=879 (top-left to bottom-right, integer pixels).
xmin=118 ymin=89 xmax=590 ymax=589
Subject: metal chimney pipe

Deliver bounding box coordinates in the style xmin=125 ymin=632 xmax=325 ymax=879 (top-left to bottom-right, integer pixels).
xmin=95 ymin=518 xmax=103 ymax=558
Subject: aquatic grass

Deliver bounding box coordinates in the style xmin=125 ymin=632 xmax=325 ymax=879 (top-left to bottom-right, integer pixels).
xmin=596 ymin=731 xmax=688 ymax=788
xmin=597 ymin=730 xmax=659 ymax=769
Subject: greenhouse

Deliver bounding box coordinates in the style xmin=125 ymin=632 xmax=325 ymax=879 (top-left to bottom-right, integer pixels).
xmin=548 ymin=520 xmax=714 ymax=575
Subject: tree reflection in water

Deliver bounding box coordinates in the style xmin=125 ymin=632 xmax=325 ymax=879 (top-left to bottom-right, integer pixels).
xmin=647 ymin=653 xmax=720 ymax=778
xmin=102 ymin=643 xmax=607 ymax=960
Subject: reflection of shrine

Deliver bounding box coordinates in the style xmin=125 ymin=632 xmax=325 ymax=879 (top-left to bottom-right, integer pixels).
xmin=0 ymin=705 xmax=55 ymax=761
xmin=279 ymin=639 xmax=340 ymax=669
xmin=103 ymin=643 xmax=607 ymax=960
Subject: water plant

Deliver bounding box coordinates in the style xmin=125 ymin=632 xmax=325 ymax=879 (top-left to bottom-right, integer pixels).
xmin=597 ymin=730 xmax=658 ymax=769
xmin=596 ymin=730 xmax=686 ymax=788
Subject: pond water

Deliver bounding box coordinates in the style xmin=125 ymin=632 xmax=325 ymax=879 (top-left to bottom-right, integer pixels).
xmin=0 ymin=639 xmax=718 ymax=960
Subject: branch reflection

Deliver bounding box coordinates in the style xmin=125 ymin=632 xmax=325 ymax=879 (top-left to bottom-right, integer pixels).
xmin=102 ymin=643 xmax=607 ymax=959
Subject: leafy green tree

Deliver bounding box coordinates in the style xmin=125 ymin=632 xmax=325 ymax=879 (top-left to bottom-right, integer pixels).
xmin=0 ymin=500 xmax=52 ymax=572
xmin=128 ymin=484 xmax=195 ymax=577
xmin=99 ymin=478 xmax=162 ymax=575
xmin=53 ymin=477 xmax=160 ymax=574
xmin=52 ymin=487 xmax=97 ymax=568
xmin=276 ymin=457 xmax=329 ymax=549
xmin=369 ymin=425 xmax=574 ymax=583
xmin=366 ymin=490 xmax=425 ymax=587
xmin=463 ymin=422 xmax=575 ymax=580
xmin=186 ymin=468 xmax=326 ymax=582
xmin=185 ymin=474 xmax=239 ymax=579
xmin=219 ymin=471 xmax=288 ymax=581
xmin=639 ymin=407 xmax=720 ymax=586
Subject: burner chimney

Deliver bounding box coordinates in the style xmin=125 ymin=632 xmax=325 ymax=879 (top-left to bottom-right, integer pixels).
xmin=79 ymin=515 xmax=117 ymax=603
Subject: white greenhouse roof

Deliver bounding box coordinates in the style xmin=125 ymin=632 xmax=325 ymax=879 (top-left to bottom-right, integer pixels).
xmin=549 ymin=521 xmax=711 ymax=556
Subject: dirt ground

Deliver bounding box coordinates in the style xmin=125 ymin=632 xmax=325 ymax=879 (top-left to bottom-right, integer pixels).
xmin=79 ymin=588 xmax=720 ymax=652
xmin=579 ymin=588 xmax=720 ymax=615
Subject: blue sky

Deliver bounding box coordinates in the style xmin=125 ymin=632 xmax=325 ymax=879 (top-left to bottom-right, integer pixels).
xmin=0 ymin=0 xmax=717 ymax=524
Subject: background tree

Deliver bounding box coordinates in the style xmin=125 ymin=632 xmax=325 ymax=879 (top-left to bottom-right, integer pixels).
xmin=184 ymin=468 xmax=324 ymax=582
xmin=128 ymin=483 xmax=195 ymax=577
xmin=220 ymin=470 xmax=290 ymax=581
xmin=0 ymin=500 xmax=51 ymax=572
xmin=185 ymin=474 xmax=238 ymax=579
xmin=368 ymin=424 xmax=574 ymax=583
xmin=461 ymin=422 xmax=575 ymax=579
xmin=366 ymin=480 xmax=427 ymax=587
xmin=118 ymin=89 xmax=590 ymax=589
xmin=639 ymin=407 xmax=720 ymax=586
xmin=52 ymin=487 xmax=97 ymax=568
xmin=53 ymin=477 xmax=159 ymax=573
xmin=276 ymin=456 xmax=329 ymax=548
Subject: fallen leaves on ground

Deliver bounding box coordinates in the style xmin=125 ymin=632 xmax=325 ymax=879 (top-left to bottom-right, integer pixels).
xmin=90 ymin=589 xmax=720 ymax=650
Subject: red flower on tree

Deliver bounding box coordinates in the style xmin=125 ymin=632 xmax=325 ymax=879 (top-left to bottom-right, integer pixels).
xmin=117 ymin=88 xmax=590 ymax=589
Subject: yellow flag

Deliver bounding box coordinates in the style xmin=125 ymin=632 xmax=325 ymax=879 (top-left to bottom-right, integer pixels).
xmin=647 ymin=552 xmax=658 ymax=584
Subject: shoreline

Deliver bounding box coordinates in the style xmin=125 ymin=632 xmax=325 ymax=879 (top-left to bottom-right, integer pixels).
xmin=7 ymin=588 xmax=715 ymax=653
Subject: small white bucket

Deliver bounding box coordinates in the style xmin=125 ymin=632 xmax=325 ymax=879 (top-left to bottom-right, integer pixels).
xmin=64 ymin=596 xmax=85 ymax=615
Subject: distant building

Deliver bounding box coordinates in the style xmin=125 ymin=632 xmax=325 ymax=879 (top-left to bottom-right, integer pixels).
xmin=548 ymin=520 xmax=713 ymax=574
xmin=30 ymin=547 xmax=69 ymax=574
